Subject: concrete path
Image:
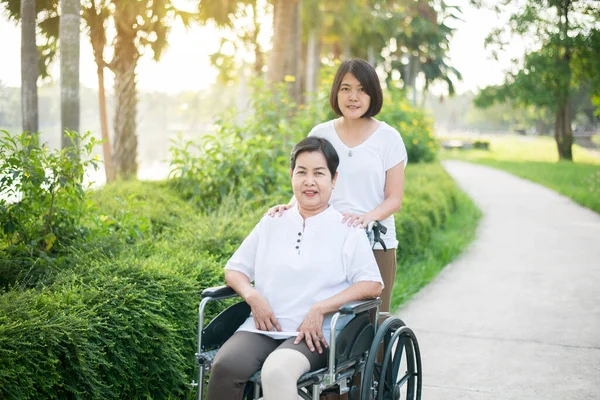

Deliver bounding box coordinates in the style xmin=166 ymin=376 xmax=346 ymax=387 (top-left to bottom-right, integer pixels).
xmin=395 ymin=160 xmax=600 ymax=400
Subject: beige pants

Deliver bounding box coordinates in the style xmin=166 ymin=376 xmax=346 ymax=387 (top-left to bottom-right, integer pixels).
xmin=373 ymin=248 xmax=397 ymax=313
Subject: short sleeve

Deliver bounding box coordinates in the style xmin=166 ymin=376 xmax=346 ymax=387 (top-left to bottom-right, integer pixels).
xmin=224 ymin=220 xmax=261 ymax=281
xmin=384 ymin=129 xmax=408 ymax=171
xmin=343 ymin=228 xmax=384 ymax=287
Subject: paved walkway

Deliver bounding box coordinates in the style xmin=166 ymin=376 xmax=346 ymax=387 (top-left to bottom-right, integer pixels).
xmin=395 ymin=160 xmax=600 ymax=400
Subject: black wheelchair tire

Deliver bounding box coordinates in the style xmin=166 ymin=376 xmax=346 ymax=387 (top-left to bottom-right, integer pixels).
xmin=360 ymin=317 xmax=422 ymax=400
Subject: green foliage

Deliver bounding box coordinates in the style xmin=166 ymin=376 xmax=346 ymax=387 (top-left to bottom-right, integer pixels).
xmin=0 ymin=157 xmax=476 ymax=398
xmin=395 ymin=163 xmax=458 ymax=259
xmin=0 ymin=131 xmax=98 ymax=253
xmin=379 ymin=88 xmax=439 ymax=163
xmin=0 ymin=258 xmax=200 ymax=400
xmin=169 ymin=80 xmax=329 ymax=211
xmin=0 ymin=131 xmax=102 ymax=287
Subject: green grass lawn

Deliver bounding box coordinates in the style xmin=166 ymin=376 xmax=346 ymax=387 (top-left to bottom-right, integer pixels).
xmin=391 ymin=190 xmax=481 ymax=310
xmin=441 ymin=135 xmax=600 ymax=214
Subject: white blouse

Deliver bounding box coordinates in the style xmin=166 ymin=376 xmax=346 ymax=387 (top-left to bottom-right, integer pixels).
xmin=225 ymin=205 xmax=383 ymax=343
xmin=309 ymin=120 xmax=408 ymax=250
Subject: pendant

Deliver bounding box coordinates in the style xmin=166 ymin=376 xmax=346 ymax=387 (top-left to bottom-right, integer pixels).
xmin=348 ymin=150 xmax=353 ymax=157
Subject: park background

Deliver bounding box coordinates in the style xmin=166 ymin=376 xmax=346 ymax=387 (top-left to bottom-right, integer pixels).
xmin=0 ymin=0 xmax=599 ymax=399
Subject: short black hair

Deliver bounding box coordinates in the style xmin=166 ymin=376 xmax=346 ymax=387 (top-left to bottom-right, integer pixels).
xmin=290 ymin=136 xmax=339 ymax=178
xmin=329 ymin=58 xmax=383 ymax=118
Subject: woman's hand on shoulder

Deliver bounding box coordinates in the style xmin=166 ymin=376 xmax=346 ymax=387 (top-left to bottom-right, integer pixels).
xmin=342 ymin=212 xmax=374 ymax=229
xmin=295 ymin=303 xmax=327 ymax=354
xmin=246 ymin=291 xmax=282 ymax=332
xmin=266 ymin=203 xmax=292 ymax=217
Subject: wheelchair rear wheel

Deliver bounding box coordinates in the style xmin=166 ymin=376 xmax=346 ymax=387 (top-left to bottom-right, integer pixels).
xmin=359 ymin=317 xmax=422 ymax=400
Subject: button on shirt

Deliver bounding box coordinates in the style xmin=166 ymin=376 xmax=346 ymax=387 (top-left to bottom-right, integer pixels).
xmin=225 ymin=205 xmax=383 ymax=343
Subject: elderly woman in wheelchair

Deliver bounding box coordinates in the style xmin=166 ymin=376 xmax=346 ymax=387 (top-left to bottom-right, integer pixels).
xmin=195 ymin=137 xmax=422 ymax=400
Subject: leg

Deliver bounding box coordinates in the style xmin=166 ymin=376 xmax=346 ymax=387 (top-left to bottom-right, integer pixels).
xmin=206 ymin=331 xmax=280 ymax=400
xmin=373 ymin=249 xmax=397 ymax=313
xmin=262 ymin=338 xmax=327 ymax=400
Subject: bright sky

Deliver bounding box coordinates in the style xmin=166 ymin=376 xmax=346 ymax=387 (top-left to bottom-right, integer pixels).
xmin=0 ymin=1 xmax=524 ymax=95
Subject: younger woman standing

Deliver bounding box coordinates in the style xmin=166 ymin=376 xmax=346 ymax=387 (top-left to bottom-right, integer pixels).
xmin=270 ymin=58 xmax=407 ymax=313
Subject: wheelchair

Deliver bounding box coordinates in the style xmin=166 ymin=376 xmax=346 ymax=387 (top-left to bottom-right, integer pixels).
xmin=192 ymin=285 xmax=422 ymax=400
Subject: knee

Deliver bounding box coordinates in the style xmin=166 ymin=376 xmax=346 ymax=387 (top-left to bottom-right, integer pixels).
xmin=262 ymin=349 xmax=310 ymax=386
xmin=261 ymin=353 xmax=287 ymax=384
xmin=211 ymin=351 xmax=247 ymax=381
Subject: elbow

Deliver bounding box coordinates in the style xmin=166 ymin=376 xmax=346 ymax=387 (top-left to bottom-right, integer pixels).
xmin=375 ymin=282 xmax=383 ymax=298
xmin=392 ymin=198 xmax=403 ymax=214
xmin=366 ymin=281 xmax=383 ymax=299
xmin=224 ymin=270 xmax=233 ymax=286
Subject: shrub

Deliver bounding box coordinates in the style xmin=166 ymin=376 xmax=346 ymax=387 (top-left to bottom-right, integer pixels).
xmin=379 ymin=88 xmax=439 ymax=163
xmin=169 ymin=80 xmax=329 ymax=212
xmin=0 ymin=130 xmax=101 ymax=288
xmin=396 ymin=163 xmax=457 ymax=260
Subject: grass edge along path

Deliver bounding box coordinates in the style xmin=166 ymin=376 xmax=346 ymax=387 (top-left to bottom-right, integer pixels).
xmin=440 ymin=135 xmax=600 ymax=214
xmin=464 ymin=159 xmax=600 ymax=214
xmin=391 ymin=189 xmax=482 ymax=310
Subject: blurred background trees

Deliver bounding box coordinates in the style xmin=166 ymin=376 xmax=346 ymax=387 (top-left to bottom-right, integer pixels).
xmin=1 ymin=0 xmax=599 ymax=173
xmin=473 ymin=0 xmax=600 ymax=160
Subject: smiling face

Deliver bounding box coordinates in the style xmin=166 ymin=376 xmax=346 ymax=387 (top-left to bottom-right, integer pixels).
xmin=337 ymin=72 xmax=372 ymax=119
xmin=291 ymin=150 xmax=338 ymax=218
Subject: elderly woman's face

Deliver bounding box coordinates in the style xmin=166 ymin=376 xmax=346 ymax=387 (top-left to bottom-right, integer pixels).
xmin=291 ymin=151 xmax=337 ymax=215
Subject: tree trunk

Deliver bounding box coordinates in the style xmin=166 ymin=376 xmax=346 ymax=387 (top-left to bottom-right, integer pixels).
xmin=110 ymin=11 xmax=139 ymax=180
xmin=86 ymin=1 xmax=115 ymax=182
xmin=251 ymin=2 xmax=264 ymax=77
xmin=20 ymin=0 xmax=38 ymax=134
xmin=267 ymin=0 xmax=299 ymax=99
xmin=305 ymin=29 xmax=318 ymax=97
xmin=367 ymin=45 xmax=375 ymax=66
xmin=407 ymin=55 xmax=419 ymax=107
xmin=60 ymin=0 xmax=81 ymax=149
xmin=554 ymin=102 xmax=573 ymax=161
xmin=97 ymin=63 xmax=116 ymax=181
xmin=292 ymin=0 xmax=302 ymax=104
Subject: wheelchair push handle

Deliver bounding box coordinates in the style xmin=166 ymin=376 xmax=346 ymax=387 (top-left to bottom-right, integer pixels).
xmin=366 ymin=221 xmax=387 ymax=252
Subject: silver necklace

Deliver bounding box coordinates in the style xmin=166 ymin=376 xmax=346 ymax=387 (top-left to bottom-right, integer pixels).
xmin=339 ymin=119 xmax=355 ymax=157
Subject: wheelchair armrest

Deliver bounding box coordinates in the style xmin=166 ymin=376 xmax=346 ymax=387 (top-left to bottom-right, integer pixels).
xmin=338 ymin=297 xmax=382 ymax=315
xmin=201 ymin=285 xmax=239 ymax=300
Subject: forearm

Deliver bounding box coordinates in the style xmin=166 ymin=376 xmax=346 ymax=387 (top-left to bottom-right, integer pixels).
xmin=224 ymin=270 xmax=260 ymax=302
xmin=314 ymin=281 xmax=383 ymax=315
xmin=364 ymin=196 xmax=403 ymax=222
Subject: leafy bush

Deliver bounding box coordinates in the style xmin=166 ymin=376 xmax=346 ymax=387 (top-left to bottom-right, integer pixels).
xmin=0 ymin=131 xmax=102 ymax=288
xmin=0 ymin=130 xmax=100 ymax=254
xmin=379 ymin=88 xmax=439 ymax=163
xmin=396 ymin=163 xmax=458 ymax=260
xmin=169 ymin=80 xmax=329 ymax=211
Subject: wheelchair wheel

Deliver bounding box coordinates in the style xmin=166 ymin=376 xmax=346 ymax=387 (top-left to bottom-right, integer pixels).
xmin=360 ymin=317 xmax=422 ymax=400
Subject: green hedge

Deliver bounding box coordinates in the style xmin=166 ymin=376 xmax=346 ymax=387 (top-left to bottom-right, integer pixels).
xmin=0 ymin=161 xmax=474 ymax=398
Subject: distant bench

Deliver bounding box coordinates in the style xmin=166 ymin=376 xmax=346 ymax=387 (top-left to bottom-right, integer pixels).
xmin=441 ymin=139 xmax=490 ymax=150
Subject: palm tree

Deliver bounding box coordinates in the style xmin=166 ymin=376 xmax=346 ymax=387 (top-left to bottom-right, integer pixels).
xmin=60 ymin=0 xmax=80 ymax=149
xmin=20 ymin=0 xmax=38 ymax=134
xmin=83 ymin=0 xmax=114 ymax=181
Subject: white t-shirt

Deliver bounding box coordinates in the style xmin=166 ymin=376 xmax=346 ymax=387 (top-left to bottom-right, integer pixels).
xmin=224 ymin=205 xmax=383 ymax=344
xmin=308 ymin=120 xmax=408 ymax=250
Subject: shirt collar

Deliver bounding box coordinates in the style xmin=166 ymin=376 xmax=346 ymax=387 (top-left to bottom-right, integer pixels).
xmin=291 ymin=203 xmax=336 ymax=226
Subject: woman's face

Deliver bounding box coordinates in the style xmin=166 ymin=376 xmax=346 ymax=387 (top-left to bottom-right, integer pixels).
xmin=337 ymin=72 xmax=371 ymax=119
xmin=291 ymin=151 xmax=337 ymax=217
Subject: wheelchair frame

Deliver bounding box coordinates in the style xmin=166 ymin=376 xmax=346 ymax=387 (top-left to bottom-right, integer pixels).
xmin=192 ymin=285 xmax=422 ymax=400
